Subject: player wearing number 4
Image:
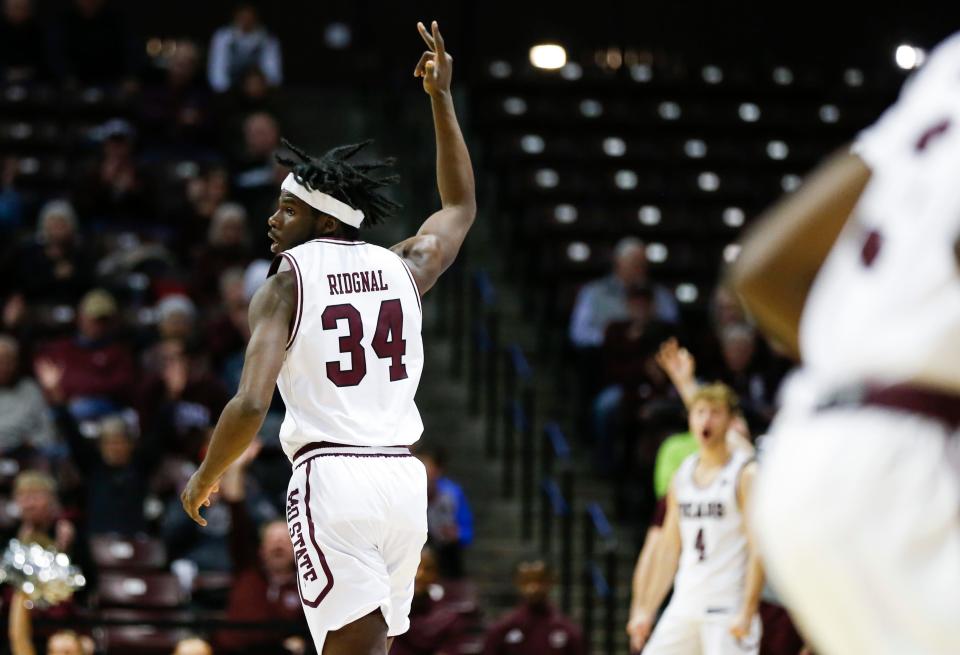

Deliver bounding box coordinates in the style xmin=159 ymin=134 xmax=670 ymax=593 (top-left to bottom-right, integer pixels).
xmin=181 ymin=21 xmax=475 ymax=655
xmin=631 ymin=383 xmax=763 ymax=655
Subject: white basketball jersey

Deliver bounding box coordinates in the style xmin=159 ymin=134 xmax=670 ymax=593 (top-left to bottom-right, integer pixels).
xmin=672 ymin=449 xmax=752 ymax=613
xmin=269 ymin=238 xmax=425 ymax=461
xmin=796 ymin=32 xmax=960 ymax=397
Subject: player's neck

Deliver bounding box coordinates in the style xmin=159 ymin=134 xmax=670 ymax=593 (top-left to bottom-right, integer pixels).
xmin=699 ymin=444 xmax=731 ymax=468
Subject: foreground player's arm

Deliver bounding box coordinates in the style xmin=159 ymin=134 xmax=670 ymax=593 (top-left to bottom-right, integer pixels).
xmin=630 ymin=489 xmax=682 ymax=650
xmin=730 ymin=462 xmax=764 ymax=640
xmin=181 ymin=272 xmax=295 ymax=526
xmin=391 ymin=21 xmax=476 ymax=295
xmin=727 ymin=150 xmax=870 ymax=360
xmin=626 ymin=524 xmax=663 ymax=651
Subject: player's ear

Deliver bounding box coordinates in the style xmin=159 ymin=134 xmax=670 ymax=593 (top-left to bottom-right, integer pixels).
xmin=317 ymin=213 xmax=339 ymax=236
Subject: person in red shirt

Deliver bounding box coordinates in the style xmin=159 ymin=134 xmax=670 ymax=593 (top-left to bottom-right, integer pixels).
xmin=216 ymin=442 xmax=305 ymax=655
xmin=391 ymin=547 xmax=472 ymax=655
xmin=36 ymin=289 xmax=135 ymax=417
xmin=483 ymin=559 xmax=585 ymax=655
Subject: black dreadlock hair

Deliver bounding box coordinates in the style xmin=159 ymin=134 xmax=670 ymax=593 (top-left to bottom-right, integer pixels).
xmin=275 ymin=139 xmax=401 ymax=234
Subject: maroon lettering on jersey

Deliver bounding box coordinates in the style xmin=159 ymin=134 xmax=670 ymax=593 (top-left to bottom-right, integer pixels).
xmin=915 ymin=118 xmax=951 ymax=152
xmin=327 ymin=275 xmax=338 ymax=296
xmin=359 ymin=271 xmax=371 ymax=292
xmin=321 ymin=303 xmax=366 ymax=386
xmin=861 ymin=229 xmax=883 ymax=268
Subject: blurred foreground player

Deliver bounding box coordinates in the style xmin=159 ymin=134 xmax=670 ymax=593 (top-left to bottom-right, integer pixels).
xmin=181 ymin=20 xmax=475 ymax=655
xmin=731 ymin=34 xmax=960 ymax=655
xmin=631 ymin=384 xmax=762 ymax=654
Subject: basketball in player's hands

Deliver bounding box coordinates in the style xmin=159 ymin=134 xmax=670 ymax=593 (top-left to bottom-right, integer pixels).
xmin=414 ymin=21 xmax=453 ymax=97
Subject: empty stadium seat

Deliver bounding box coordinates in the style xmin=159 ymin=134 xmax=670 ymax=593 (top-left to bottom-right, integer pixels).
xmin=91 ymin=535 xmax=167 ymax=571
xmin=97 ymin=572 xmax=186 ymax=609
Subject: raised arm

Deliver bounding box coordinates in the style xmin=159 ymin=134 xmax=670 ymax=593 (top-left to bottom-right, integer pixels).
xmin=727 ymin=150 xmax=870 ymax=360
xmin=181 ymin=271 xmax=294 ymax=526
xmin=391 ymin=21 xmax=476 ymax=295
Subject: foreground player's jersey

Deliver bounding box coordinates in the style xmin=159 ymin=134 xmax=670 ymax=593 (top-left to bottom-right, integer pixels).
xmin=270 ymin=238 xmax=424 ymax=460
xmin=798 ymin=33 xmax=960 ymax=394
xmin=672 ymin=449 xmax=752 ymax=612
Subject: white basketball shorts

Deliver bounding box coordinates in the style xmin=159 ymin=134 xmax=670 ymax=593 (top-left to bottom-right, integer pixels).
xmin=285 ymin=443 xmax=428 ymax=652
xmin=754 ymin=407 xmax=960 ymax=655
xmin=644 ymin=602 xmax=761 ymax=655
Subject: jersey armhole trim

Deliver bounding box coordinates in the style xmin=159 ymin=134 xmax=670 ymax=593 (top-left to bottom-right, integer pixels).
xmin=399 ymin=258 xmax=423 ymax=314
xmin=269 ymin=252 xmax=304 ymax=350
xmin=733 ymin=456 xmax=756 ymax=512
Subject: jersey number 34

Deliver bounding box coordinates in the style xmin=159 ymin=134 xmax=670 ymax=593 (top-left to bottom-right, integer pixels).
xmin=321 ymin=299 xmax=408 ymax=387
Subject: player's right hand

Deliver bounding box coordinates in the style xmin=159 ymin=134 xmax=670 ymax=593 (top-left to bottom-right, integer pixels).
xmin=626 ymin=609 xmax=654 ymax=652
xmin=181 ymin=470 xmax=220 ymax=527
xmin=414 ymin=21 xmax=453 ymax=98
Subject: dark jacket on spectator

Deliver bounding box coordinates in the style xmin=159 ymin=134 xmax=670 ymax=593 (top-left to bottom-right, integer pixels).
xmin=218 ymin=500 xmax=302 ymax=654
xmin=54 ymin=406 xmax=161 ymax=535
xmin=0 ymin=10 xmax=48 ymax=81
xmin=53 ymin=2 xmax=131 ymax=85
xmin=483 ymin=603 xmax=585 ymax=655
xmin=9 ymin=239 xmax=95 ymax=307
xmin=391 ymin=594 xmax=470 ymax=655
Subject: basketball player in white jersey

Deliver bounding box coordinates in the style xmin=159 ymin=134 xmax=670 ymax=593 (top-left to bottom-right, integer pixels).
xmin=180 ymin=21 xmax=475 ymax=655
xmin=730 ymin=33 xmax=960 ymax=655
xmin=631 ymin=383 xmax=763 ymax=655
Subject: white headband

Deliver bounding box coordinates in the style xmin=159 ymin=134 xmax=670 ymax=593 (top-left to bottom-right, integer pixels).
xmin=281 ymin=173 xmax=365 ymax=228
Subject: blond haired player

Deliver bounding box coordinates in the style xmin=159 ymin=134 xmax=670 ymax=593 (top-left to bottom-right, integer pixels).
xmin=630 ymin=384 xmax=763 ymax=654
xmin=732 ymin=31 xmax=960 ymax=655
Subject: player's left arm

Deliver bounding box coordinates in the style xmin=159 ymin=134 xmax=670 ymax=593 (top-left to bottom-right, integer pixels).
xmin=726 ymin=149 xmax=870 ymax=360
xmin=391 ymin=21 xmax=476 ymax=296
xmin=181 ymin=272 xmax=295 ymax=527
xmin=730 ymin=461 xmax=764 ymax=640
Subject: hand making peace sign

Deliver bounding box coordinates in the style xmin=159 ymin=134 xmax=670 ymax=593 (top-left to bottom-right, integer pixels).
xmin=414 ymin=20 xmax=453 ymax=98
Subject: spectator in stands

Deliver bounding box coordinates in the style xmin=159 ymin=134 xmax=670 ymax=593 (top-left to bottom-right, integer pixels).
xmin=591 ymin=283 xmax=673 ymax=473
xmin=417 ymin=445 xmax=474 ymax=579
xmin=0 ymin=335 xmax=55 ymax=456
xmin=35 ymin=357 xmax=161 ymax=536
xmin=52 ymin=0 xmax=134 ymax=87
xmin=190 ymin=203 xmax=253 ymax=306
xmin=717 ymin=323 xmax=776 ymax=421
xmin=207 ymin=2 xmax=283 ymax=93
xmin=10 ymin=200 xmax=94 ymax=309
xmin=216 ymin=441 xmax=303 ymax=655
xmin=234 ymin=112 xmax=281 ymax=189
xmin=8 ymin=590 xmax=92 ymax=655
xmin=0 ymin=156 xmax=24 ymax=232
xmin=140 ymin=40 xmax=214 ymax=155
xmin=36 ymin=289 xmax=136 ymax=417
xmin=138 ymin=337 xmax=228 ymax=459
xmin=174 ymin=637 xmax=214 ymax=655
xmin=204 ymin=268 xmax=249 ymax=376
xmin=568 ymin=237 xmax=679 ymax=351
xmin=483 ymin=558 xmax=585 ymax=655
xmin=75 ymin=118 xmax=148 ymax=226
xmin=1 ymin=472 xmax=77 ymax=556
xmin=156 ymin=295 xmax=199 ymax=343
xmin=391 ymin=546 xmax=471 ymax=655
xmin=0 ymin=0 xmax=48 ymax=83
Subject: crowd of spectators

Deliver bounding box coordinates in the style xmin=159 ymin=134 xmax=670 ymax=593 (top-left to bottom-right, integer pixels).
xmin=0 ymin=0 xmax=314 ymax=652
xmin=568 ymin=236 xmax=792 ymax=520
xmin=0 ymin=3 xmax=580 ymax=654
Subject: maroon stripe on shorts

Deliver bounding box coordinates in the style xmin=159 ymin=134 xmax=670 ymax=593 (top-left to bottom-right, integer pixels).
xmin=300 ymin=459 xmax=335 ymax=608
xmin=820 ymin=383 xmax=960 ymax=431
